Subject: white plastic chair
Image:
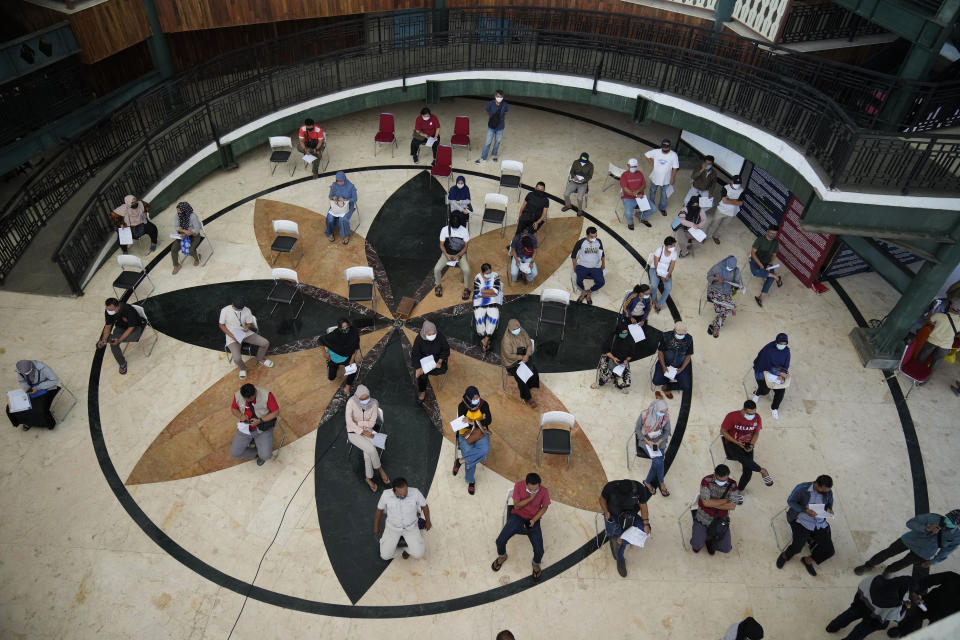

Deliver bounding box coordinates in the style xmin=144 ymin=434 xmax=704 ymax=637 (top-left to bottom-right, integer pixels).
xmin=266 ymin=267 xmax=303 ymax=318
xmin=602 ymin=162 xmax=625 ymax=191
xmin=268 ymin=136 xmax=295 ymax=176
xmin=536 ymin=288 xmax=571 ymax=342
xmin=344 ymin=266 xmax=377 ymax=314
xmin=502 ymin=487 xmax=515 ymax=528
xmin=498 ymin=160 xmax=524 ymax=201
xmin=112 ymin=254 xmax=155 ymax=301
xmin=270 ymin=220 xmax=303 ymax=267
xmin=536 ymin=410 xmax=574 ymax=467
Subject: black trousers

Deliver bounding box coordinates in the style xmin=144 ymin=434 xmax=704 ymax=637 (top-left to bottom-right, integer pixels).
xmin=722 ymin=439 xmax=763 ymax=490
xmin=6 ymin=388 xmax=59 ymax=429
xmin=417 ymin=362 xmax=448 ymax=392
xmin=783 ymin=520 xmax=835 ymax=564
xmin=755 ymin=376 xmax=785 ymax=410
xmin=865 ymin=538 xmax=927 ymax=574
xmin=826 ymin=597 xmax=888 ymax=639
xmin=507 ymin=361 xmax=540 ymax=401
xmin=411 ymin=137 xmax=439 ymax=161
xmin=327 ymin=359 xmax=357 ymax=387
xmin=120 ymin=221 xmax=159 ymax=253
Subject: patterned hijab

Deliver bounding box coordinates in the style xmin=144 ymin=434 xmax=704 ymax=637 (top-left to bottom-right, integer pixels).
xmin=176 ymin=202 xmax=194 ymax=229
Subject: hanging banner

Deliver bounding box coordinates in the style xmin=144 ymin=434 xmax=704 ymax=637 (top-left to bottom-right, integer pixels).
xmin=776 ymin=196 xmax=836 ymax=288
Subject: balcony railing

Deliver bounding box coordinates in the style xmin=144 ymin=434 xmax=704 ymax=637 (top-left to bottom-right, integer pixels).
xmin=780 ymin=2 xmax=890 ymax=43
xmin=0 ymin=6 xmax=955 ymax=293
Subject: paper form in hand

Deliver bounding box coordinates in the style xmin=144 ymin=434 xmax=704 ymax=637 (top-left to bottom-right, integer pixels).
xmin=117 ymin=227 xmax=133 ymax=245
xmin=344 ymin=363 xmax=358 ymax=375
xmin=665 ymin=366 xmax=678 ymax=380
xmin=716 ymin=202 xmax=738 ymax=216
xmin=766 ymin=264 xmax=781 ymax=270
xmin=516 ymin=362 xmax=534 ymax=383
xmin=450 ymin=416 xmax=469 ymax=432
xmin=446 ymin=260 xmax=459 ymax=267
xmin=689 ymin=228 xmax=707 ymax=243
xmin=169 ymin=233 xmax=183 ymax=239
xmin=635 ymin=196 xmax=651 ymax=212
xmin=425 ymin=137 xmax=436 ymax=147
xmin=371 ymin=432 xmax=388 ymax=449
xmin=302 ymin=153 xmax=317 ymax=163
xmin=628 ymin=323 xmax=645 ymax=342
xmin=419 ymin=355 xmax=436 ymax=374
xmin=6 ymin=389 xmax=31 ymax=412
xmin=612 ymin=364 xmax=626 ymax=377
xmin=699 ymin=196 xmax=714 ymax=208
xmin=231 ymin=328 xmax=250 ymax=344
xmin=236 ymin=421 xmax=252 ymax=435
xmin=645 ymin=444 xmax=662 ymax=458
xmin=809 ymin=503 xmax=836 ymax=519
xmin=620 ymin=526 xmax=649 ymax=547
xmin=664 ymin=184 xmax=675 ymax=198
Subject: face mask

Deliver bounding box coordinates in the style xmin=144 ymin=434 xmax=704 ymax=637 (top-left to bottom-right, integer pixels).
xmin=675 ymin=333 xmax=686 ymax=340
xmin=629 ymin=167 xmax=637 ymax=173
xmin=106 ymin=309 xmax=117 ymax=315
xmin=471 ymin=398 xmax=481 ymax=406
xmin=425 ymin=334 xmax=437 ymax=342
xmin=495 ymin=97 xmax=503 ymax=103
xmin=511 ymin=328 xmax=522 ymax=335
xmin=618 ymin=333 xmax=628 ymax=339
xmin=341 ymin=327 xmax=350 ymax=334
xmin=422 ymin=115 xmax=430 ymax=120
xmin=715 ymin=479 xmax=728 ymax=487
xmin=726 ymin=266 xmax=734 ymax=271
xmin=484 ymin=274 xmax=493 ymax=281
xmin=744 ymin=413 xmax=756 ymax=420
xmin=656 ymin=411 xmax=665 ymax=418
xmin=705 ymin=164 xmax=712 ymax=170
xmin=527 ymin=487 xmax=539 ymax=495
xmin=776 ymin=344 xmax=786 ymax=350
xmin=642 ymin=294 xmax=650 ymax=299
xmin=580 ymin=160 xmax=586 ymax=165
xmin=359 ymin=398 xmax=371 ymax=406
xmin=456 ymin=182 xmax=464 ymax=188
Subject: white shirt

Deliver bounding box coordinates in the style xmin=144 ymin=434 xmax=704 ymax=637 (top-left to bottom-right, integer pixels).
xmin=644 ymin=149 xmax=680 ymax=186
xmin=439 ymin=225 xmax=470 ymax=246
xmin=653 ymin=245 xmax=677 ymax=278
xmin=717 ymin=184 xmax=745 ymax=217
xmin=218 ymin=305 xmax=257 ymax=345
xmin=377 ymin=488 xmax=427 ymax=529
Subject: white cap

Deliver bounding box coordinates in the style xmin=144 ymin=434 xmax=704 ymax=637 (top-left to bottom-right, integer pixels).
xmin=627 ymin=158 xmax=638 ymax=166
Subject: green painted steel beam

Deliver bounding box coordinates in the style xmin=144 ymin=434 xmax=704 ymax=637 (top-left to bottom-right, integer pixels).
xmin=839 ymin=235 xmax=915 ymax=293
xmin=800 ymin=197 xmax=960 ymax=239
xmin=876 ymin=238 xmax=941 ymax=263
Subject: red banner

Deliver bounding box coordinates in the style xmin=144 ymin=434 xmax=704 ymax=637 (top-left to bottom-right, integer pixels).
xmin=776 ymin=196 xmax=836 ymax=288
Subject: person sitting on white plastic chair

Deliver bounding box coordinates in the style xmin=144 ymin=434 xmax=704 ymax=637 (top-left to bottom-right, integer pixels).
xmin=218 ymin=299 xmax=273 ymax=380
xmin=509 ymin=231 xmax=538 ymax=284
xmin=447 ymin=175 xmax=472 ymax=214
xmin=170 ymin=202 xmax=204 ymax=275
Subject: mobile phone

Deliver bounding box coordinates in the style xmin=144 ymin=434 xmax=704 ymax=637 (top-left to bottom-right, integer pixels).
xmin=652 ymin=444 xmax=658 ymax=451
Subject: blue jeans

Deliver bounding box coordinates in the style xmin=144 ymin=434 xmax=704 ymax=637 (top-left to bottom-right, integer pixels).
xmin=750 ymin=261 xmax=776 ymax=294
xmin=496 ymin=513 xmax=544 ymax=564
xmin=649 ymin=184 xmax=670 ymax=212
xmin=480 ymin=128 xmax=504 ymax=160
xmin=511 ymin=258 xmax=538 ymax=282
xmin=647 ymin=267 xmax=672 ymax=307
xmin=325 ymin=207 xmax=354 ymax=239
xmin=458 ymin=433 xmax=490 ymax=483
xmin=604 ymin=513 xmax=636 ymax=562
xmin=622 ymin=198 xmax=654 ymax=226
xmin=575 ymin=265 xmax=604 ymax=292
xmin=645 ymin=456 xmax=665 ymax=486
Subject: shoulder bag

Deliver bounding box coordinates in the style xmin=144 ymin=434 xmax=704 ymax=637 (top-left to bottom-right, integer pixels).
xmin=706 ymin=484 xmax=732 ymax=542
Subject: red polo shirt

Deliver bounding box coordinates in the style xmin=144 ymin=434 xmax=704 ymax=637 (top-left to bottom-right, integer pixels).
xmin=299 ymin=125 xmax=324 ymax=143
xmin=414 ymin=114 xmax=440 ymax=138
xmin=511 ymin=480 xmax=551 ymax=520
xmin=620 ymin=169 xmax=646 ymax=199
xmin=720 ymin=409 xmax=762 ymax=444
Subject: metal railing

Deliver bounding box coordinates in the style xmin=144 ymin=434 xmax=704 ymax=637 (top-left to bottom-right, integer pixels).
xmin=780 ymin=3 xmax=889 ymax=43
xmin=0 ymin=6 xmax=954 ymax=293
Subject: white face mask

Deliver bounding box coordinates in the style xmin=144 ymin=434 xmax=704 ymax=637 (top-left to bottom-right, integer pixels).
xmin=470 ymin=398 xmax=481 ymax=406
xmin=495 ymin=97 xmax=503 ymax=103
xmin=715 ymin=479 xmax=728 ymax=487
xmin=106 ymin=309 xmax=117 ymax=315
xmin=727 ymin=266 xmax=734 ymax=271
xmin=776 ymin=344 xmax=787 ymax=350
xmin=425 ymin=333 xmax=437 ymax=342
xmin=422 ymin=114 xmax=430 ymax=120
xmin=484 ymin=274 xmax=493 ymax=281
xmin=511 ymin=328 xmax=522 ymax=335
xmin=642 ymin=294 xmax=650 ymax=299
xmin=359 ymin=398 xmax=371 ymax=406
xmin=744 ymin=413 xmax=756 ymax=420
xmin=629 ymin=167 xmax=637 ymax=172
xmin=456 ymin=183 xmax=464 ymax=188
xmin=656 ymin=411 xmax=665 ymax=418
xmin=527 ymin=487 xmax=539 ymax=495
xmin=580 ymin=160 xmax=586 ymax=165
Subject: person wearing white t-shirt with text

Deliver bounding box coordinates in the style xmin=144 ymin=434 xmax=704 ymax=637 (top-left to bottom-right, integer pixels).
xmin=375 ymin=477 xmax=432 ymax=561
xmin=645 ymin=139 xmax=680 ymax=216
xmin=706 ymin=175 xmax=745 ymax=245
xmin=433 ymin=209 xmax=472 ymax=300
xmin=218 ymin=299 xmax=274 ymax=380
xmin=648 ymin=236 xmax=678 ymax=313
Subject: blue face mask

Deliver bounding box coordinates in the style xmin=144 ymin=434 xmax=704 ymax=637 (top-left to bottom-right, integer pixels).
xmin=656 ymin=411 xmax=665 ymax=418
xmin=618 ymin=332 xmax=628 ymax=339
xmin=470 ymin=397 xmax=481 ymax=406
xmin=511 ymin=328 xmax=522 ymax=335
xmin=776 ymin=344 xmax=787 ymax=350
xmin=642 ymin=294 xmax=650 ymax=299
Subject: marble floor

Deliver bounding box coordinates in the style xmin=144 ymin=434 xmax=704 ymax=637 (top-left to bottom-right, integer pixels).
xmin=1 ymin=97 xmax=958 ymax=640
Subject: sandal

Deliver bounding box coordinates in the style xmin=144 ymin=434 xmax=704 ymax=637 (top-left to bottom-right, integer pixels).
xmin=531 ymin=565 xmax=543 ymax=581
xmin=434 ymin=285 xmax=443 ymax=297
xmin=754 ymin=296 xmax=763 ymax=308
xmin=776 ymin=276 xmax=783 ymax=288
xmin=461 ymin=288 xmax=470 ymax=301
xmin=452 ymin=459 xmax=462 ymax=476
xmin=342 ymin=237 xmax=350 ymax=245
xmin=761 ymin=470 xmax=774 ymax=486
xmin=663 ymin=389 xmax=673 ymax=399
xmin=119 ymin=364 xmax=128 ymax=375
xmin=468 ymin=482 xmax=476 ymax=495
xmin=659 ymin=485 xmax=670 ymax=497
xmin=491 ymin=556 xmax=507 ymax=571
xmin=802 ymin=557 xmax=817 ymax=576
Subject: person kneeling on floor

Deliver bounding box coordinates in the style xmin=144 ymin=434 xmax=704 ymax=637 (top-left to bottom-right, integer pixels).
xmin=229 ymin=383 xmax=279 ymax=467
xmin=691 ymin=464 xmax=741 ymax=555
xmin=375 ymin=477 xmax=431 ymax=561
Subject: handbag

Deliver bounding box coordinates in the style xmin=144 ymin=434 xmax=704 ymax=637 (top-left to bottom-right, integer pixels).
xmin=464 ymin=425 xmax=486 ymax=444
xmin=705 ymin=484 xmax=732 ymax=542
xmin=670 ymin=216 xmax=682 ymax=230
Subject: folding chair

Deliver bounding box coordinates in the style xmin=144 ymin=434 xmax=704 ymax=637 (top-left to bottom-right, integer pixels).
xmin=500 ymin=338 xmax=534 ymax=391
xmin=536 ymin=410 xmax=574 ymax=468
xmin=196 ymin=220 xmax=214 ymax=266
xmin=480 ymin=193 xmax=509 ymax=237
xmin=613 ymin=189 xmax=624 ymax=224
xmin=708 ymin=433 xmax=742 ymax=478
xmin=50 ymin=384 xmax=78 ymax=426
xmin=536 ymin=288 xmax=570 ymax=342
xmin=625 ymin=431 xmax=650 ymax=471
xmin=890 ymin=338 xmax=932 ymax=398
xmin=269 ymin=220 xmax=303 ymax=267
xmin=602 ymin=162 xmax=625 ymax=191
xmin=742 ymin=367 xmax=757 ymax=400
xmin=266 ymin=268 xmax=304 ymax=318
xmin=498 ymin=160 xmax=523 ymax=201
xmin=268 ymin=136 xmax=295 ymax=176
xmin=344 ymin=266 xmax=377 ymax=314
xmin=347 ymin=408 xmax=384 ymax=462
xmin=374 ymin=113 xmax=397 ymax=157
xmin=771 ymin=506 xmax=792 ymax=553
xmin=450 ymin=116 xmax=471 ymax=160
xmin=678 ymin=499 xmax=699 ymax=551
xmin=122 ymin=304 xmax=158 ymax=358
xmin=431 ymin=144 xmax=453 ymax=186
xmin=112 ymin=255 xmax=155 ymax=302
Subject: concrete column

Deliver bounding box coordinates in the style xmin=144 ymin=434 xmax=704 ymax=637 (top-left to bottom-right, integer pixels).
xmin=141 ymin=0 xmax=173 ymax=79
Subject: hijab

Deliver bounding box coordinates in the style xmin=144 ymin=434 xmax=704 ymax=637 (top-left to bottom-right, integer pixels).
xmin=320 ymin=319 xmax=359 ymax=356
xmin=113 ymin=195 xmax=140 ymax=222
xmin=448 ymin=176 xmax=470 ymax=201
xmin=610 ymin=328 xmax=634 ymax=360
xmin=419 ymin=319 xmax=439 ymax=340
xmin=16 ymin=360 xmax=38 ymax=385
xmin=637 ymin=398 xmax=670 ymax=437
xmin=501 ymin=318 xmax=532 ymax=364
xmin=707 ymin=255 xmax=740 ymax=296
xmin=754 ymin=333 xmax=790 ymax=373
xmin=735 ymin=617 xmax=764 ymax=640
xmin=176 ymin=202 xmax=194 ymax=229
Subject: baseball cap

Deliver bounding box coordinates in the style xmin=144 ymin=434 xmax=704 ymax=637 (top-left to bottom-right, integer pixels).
xmin=627 ymin=158 xmax=638 ymax=167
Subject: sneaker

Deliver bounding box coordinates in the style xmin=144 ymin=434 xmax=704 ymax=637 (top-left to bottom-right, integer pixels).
xmin=771 ymin=409 xmax=780 ymax=420
xmin=402 ymin=551 xmax=410 ymax=560
xmin=474 ymin=159 xmax=483 ymax=164
xmin=239 ymin=370 xmax=247 ymax=380
xmin=616 ymin=559 xmax=627 ymax=577
xmin=705 ymin=540 xmax=715 ymax=555
xmin=412 ymin=155 xmax=418 ymax=163
xmin=640 ymin=220 xmax=652 ymax=228
xmin=261 ymin=359 xmax=274 ymax=368
xmin=776 ymin=554 xmax=786 ymax=569
xmin=627 ymin=224 xmax=635 ymax=231
xmin=752 ymin=394 xmax=760 ymax=403
xmin=492 ymin=156 xmax=498 ymax=161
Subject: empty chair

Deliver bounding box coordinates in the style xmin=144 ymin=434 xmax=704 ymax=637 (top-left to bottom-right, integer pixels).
xmin=450 ymin=115 xmax=471 ymax=159
xmin=602 ymin=162 xmax=625 ymax=191
xmin=480 ymin=193 xmax=509 ymax=236
xmin=266 ymin=268 xmax=304 ymax=318
xmin=122 ymin=304 xmax=158 ymax=359
xmin=893 ymin=337 xmax=932 ymax=398
xmin=537 ymin=410 xmax=574 ymax=467
xmin=536 ymin=288 xmax=570 ymax=342
xmin=112 ymin=254 xmax=155 ymax=301
xmin=268 ymin=136 xmax=295 ymax=176
xmin=431 ymin=144 xmax=453 ymax=185
xmin=50 ymin=383 xmax=78 ymax=426
xmin=374 ymin=113 xmax=398 ymax=157
xmin=270 ymin=220 xmax=303 ymax=267
xmin=498 ymin=160 xmax=524 ymax=201
xmin=344 ymin=266 xmax=377 ymax=314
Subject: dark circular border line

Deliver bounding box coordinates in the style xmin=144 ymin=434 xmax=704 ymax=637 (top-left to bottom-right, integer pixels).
xmin=88 ymin=167 xmax=692 ymax=617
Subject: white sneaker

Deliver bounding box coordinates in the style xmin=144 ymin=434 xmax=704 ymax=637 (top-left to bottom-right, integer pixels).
xmin=261 ymin=359 xmax=274 ymax=368
xmin=239 ymin=370 xmax=247 ymax=380
xmin=752 ymin=394 xmax=760 ymax=404
xmin=771 ymin=409 xmax=779 ymax=420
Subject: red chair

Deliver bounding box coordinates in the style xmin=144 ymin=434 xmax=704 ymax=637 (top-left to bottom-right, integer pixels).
xmin=450 ymin=115 xmax=470 ymax=159
xmin=374 ymin=113 xmax=397 ymax=157
xmin=431 ymin=144 xmax=453 ymax=185
xmin=896 ymin=336 xmax=932 ymax=398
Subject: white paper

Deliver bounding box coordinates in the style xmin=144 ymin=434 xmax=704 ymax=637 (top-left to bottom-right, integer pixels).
xmin=644 ymin=444 xmax=663 ymax=458
xmin=169 ymin=233 xmax=183 ymax=239
xmin=612 ymin=364 xmax=626 ymax=377
xmin=635 ymin=196 xmax=651 ymax=212
xmin=7 ymin=389 xmax=31 ymax=412
xmin=302 ymin=153 xmax=317 ymax=163
xmin=231 ymin=328 xmax=249 ymax=344
xmin=236 ymin=421 xmax=252 ymax=435
xmin=117 ymin=227 xmax=133 ymax=245
xmin=425 ymin=136 xmax=436 ymax=147
xmin=446 ymin=260 xmax=459 ymax=267
xmin=665 ymin=365 xmax=678 ymax=380
xmin=519 ymin=262 xmax=532 ymax=274
xmin=419 ymin=355 xmax=436 ymax=374
xmin=664 ymin=184 xmax=675 ymax=198
xmin=450 ymin=416 xmax=469 ymax=432
xmin=628 ymin=323 xmax=645 ymax=343
xmin=656 ymin=258 xmax=671 ymax=278
xmin=809 ymin=503 xmax=836 ymax=519
xmin=764 ymin=371 xmax=791 ymax=389
xmin=574 ymin=175 xmax=584 ymax=182
xmin=689 ymin=228 xmax=707 ymax=243
xmin=767 ymin=264 xmax=781 ymax=270
xmin=716 ymin=202 xmax=739 ymax=216
xmin=516 ymin=362 xmax=534 ymax=383
xmin=620 ymin=526 xmax=649 ymax=547
xmin=699 ymin=196 xmax=714 ymax=209
xmin=371 ymin=432 xmax=388 ymax=449
xmin=344 ymin=363 xmax=358 ymax=375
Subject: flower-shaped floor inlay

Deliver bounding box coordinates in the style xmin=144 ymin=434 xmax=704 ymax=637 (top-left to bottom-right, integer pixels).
xmin=126 ymin=171 xmax=662 ymax=604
